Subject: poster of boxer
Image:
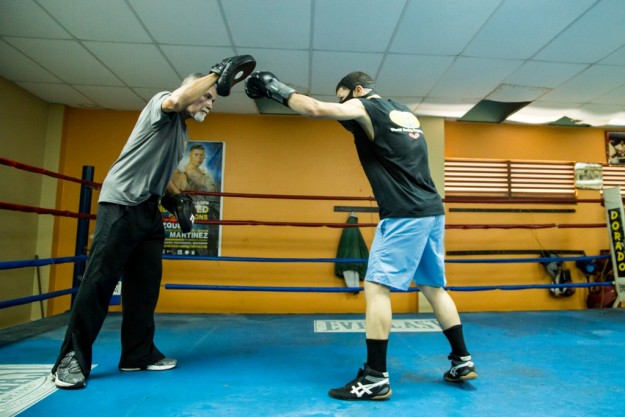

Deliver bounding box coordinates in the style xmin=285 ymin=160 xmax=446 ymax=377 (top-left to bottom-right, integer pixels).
xmin=162 ymin=141 xmax=224 ymax=257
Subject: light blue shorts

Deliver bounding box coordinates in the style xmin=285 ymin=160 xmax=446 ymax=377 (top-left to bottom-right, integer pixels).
xmin=365 ymin=215 xmax=446 ymax=291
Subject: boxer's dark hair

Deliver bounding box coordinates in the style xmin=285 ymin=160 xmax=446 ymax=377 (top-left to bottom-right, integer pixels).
xmin=336 ymin=71 xmax=375 ymax=92
xmin=189 ymin=144 xmax=205 ymax=152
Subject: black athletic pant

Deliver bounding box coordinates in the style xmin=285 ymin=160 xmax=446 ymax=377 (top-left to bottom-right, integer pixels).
xmin=52 ymin=196 xmax=166 ymax=377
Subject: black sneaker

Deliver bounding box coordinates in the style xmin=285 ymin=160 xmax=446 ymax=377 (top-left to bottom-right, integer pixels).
xmin=119 ymin=357 xmax=177 ymax=372
xmin=52 ymin=351 xmax=86 ymax=389
xmin=444 ymin=354 xmax=478 ymax=382
xmin=329 ymin=364 xmax=392 ymax=401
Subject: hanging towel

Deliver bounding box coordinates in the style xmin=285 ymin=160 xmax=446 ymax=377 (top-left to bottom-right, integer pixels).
xmin=335 ymin=214 xmax=369 ymax=282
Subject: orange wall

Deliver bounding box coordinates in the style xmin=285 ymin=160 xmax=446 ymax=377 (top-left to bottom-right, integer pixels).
xmin=445 ymin=121 xmax=608 ymax=162
xmin=48 ymin=112 xmax=618 ymax=315
xmin=445 ymin=121 xmax=615 ymax=312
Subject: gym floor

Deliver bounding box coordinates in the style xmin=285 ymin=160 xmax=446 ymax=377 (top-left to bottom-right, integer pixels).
xmin=1 ymin=308 xmax=623 ymax=417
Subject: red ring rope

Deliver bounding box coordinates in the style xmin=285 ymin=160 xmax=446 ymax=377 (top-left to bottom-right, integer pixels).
xmin=0 ymin=156 xmax=101 ymax=188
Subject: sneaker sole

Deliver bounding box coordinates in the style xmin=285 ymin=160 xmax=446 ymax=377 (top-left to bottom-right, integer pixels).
xmin=329 ymin=388 xmax=392 ymax=401
xmin=51 ymin=373 xmax=86 ymax=389
xmin=445 ymin=370 xmax=478 ymax=382
xmin=119 ymin=363 xmax=177 ymax=372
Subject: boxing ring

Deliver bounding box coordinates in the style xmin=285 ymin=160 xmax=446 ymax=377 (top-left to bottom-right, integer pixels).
xmin=1 ymin=157 xmax=624 ymax=417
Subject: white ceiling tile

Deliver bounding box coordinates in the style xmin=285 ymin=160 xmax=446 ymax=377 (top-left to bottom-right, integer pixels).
xmin=311 ymin=51 xmax=383 ymax=95
xmin=313 ymin=0 xmax=405 ymax=52
xmin=133 ymin=87 xmax=167 ymax=103
xmin=535 ymin=0 xmax=625 ymax=63
xmin=83 ymin=42 xmax=180 ymax=88
xmin=391 ymin=0 xmax=501 ymax=55
xmin=5 ymin=38 xmax=122 ymax=85
xmin=540 ymin=64 xmax=625 ymax=102
xmin=0 ymin=0 xmax=71 ymax=38
xmin=0 ymin=0 xmax=624 ymax=125
xmin=15 ymin=82 xmax=95 ymax=107
xmin=223 ymin=0 xmax=311 ymax=49
xmin=607 ymin=112 xmax=625 ymax=126
xmin=395 ymin=97 xmax=423 ymax=112
xmin=601 ymin=45 xmax=625 ymax=65
xmin=415 ymin=98 xmax=477 ymax=119
xmin=0 ymin=40 xmax=61 ymax=83
xmin=160 ymin=45 xmax=237 ymax=80
xmin=73 ymin=85 xmax=147 ymax=110
xmin=40 ymin=0 xmax=152 ymax=42
xmin=238 ymin=48 xmax=309 ymax=92
xmin=525 ymin=101 xmax=583 ymax=111
xmin=129 ymin=0 xmax=230 ymax=45
xmin=566 ymin=103 xmax=624 ymax=126
xmin=210 ymin=92 xmax=260 ymax=114
xmin=577 ymin=103 xmax=624 ymax=116
xmin=512 ymin=100 xmax=598 ymax=127
xmin=504 ymin=61 xmax=588 ymax=88
xmin=429 ymin=57 xmax=522 ymax=98
xmin=487 ymin=84 xmax=551 ymax=102
xmin=464 ymin=0 xmax=596 ymax=59
xmin=506 ymin=105 xmax=570 ymax=124
xmin=377 ymin=54 xmax=455 ymax=96
xmin=591 ymin=84 xmax=625 ymax=105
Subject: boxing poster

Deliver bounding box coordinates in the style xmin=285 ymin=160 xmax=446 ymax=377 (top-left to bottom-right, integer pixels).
xmin=162 ymin=141 xmax=224 ymax=257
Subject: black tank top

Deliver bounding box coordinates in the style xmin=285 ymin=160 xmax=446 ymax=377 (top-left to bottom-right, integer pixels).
xmin=349 ymin=98 xmax=444 ymax=219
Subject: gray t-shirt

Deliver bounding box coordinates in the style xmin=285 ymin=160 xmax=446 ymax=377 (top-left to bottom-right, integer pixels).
xmin=99 ymin=92 xmax=187 ymax=205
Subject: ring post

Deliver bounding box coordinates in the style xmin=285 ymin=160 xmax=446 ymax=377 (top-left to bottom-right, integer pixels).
xmin=71 ymin=165 xmax=94 ymax=305
xmin=603 ymin=186 xmax=625 ymax=306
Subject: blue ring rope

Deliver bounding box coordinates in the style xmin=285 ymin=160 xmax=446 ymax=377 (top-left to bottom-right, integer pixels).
xmin=161 ymin=254 xmax=610 ymax=264
xmin=165 ymin=281 xmax=614 ymax=293
xmin=0 ymin=254 xmax=610 ymax=271
xmin=0 ymin=255 xmax=88 ymax=270
xmin=445 ymin=255 xmax=611 ymax=264
xmin=165 ymin=284 xmax=362 ymax=293
xmin=0 ymin=287 xmax=78 ymax=309
xmin=0 ymin=254 xmax=615 ymax=309
xmin=162 ymin=255 xmax=368 ymax=263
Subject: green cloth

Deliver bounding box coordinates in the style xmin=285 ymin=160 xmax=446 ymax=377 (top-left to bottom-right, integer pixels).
xmin=335 ymin=214 xmax=369 ymax=279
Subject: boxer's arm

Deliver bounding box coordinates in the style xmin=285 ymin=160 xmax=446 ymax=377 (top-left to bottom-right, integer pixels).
xmin=245 ymin=70 xmax=370 ymax=128
xmin=288 ymin=93 xmax=366 ymax=122
xmin=163 ymin=74 xmax=218 ymax=113
xmin=289 ymin=94 xmax=373 ymax=138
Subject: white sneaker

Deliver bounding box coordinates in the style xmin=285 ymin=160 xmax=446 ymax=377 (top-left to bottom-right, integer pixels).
xmin=120 ymin=357 xmax=177 ymax=372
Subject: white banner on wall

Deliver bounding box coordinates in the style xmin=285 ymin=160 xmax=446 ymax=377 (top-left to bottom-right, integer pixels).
xmin=574 ymin=162 xmax=603 ymax=190
xmin=603 ymin=186 xmax=625 ymax=304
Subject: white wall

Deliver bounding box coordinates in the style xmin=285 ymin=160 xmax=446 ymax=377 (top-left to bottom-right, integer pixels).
xmin=0 ymin=76 xmax=64 ymax=329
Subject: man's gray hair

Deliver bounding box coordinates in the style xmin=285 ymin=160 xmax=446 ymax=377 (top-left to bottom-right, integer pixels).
xmin=181 ymin=72 xmax=206 ymax=86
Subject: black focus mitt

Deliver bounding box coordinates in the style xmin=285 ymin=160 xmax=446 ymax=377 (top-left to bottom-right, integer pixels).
xmin=161 ymin=194 xmax=196 ymax=233
xmin=210 ymin=55 xmax=256 ymax=97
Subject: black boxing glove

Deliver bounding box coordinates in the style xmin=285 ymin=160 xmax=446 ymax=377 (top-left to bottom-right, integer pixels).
xmin=245 ymin=71 xmax=296 ymax=107
xmin=161 ymin=193 xmax=196 ymax=234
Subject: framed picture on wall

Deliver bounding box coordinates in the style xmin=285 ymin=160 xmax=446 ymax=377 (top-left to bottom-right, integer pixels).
xmin=606 ymin=131 xmax=625 ymax=165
